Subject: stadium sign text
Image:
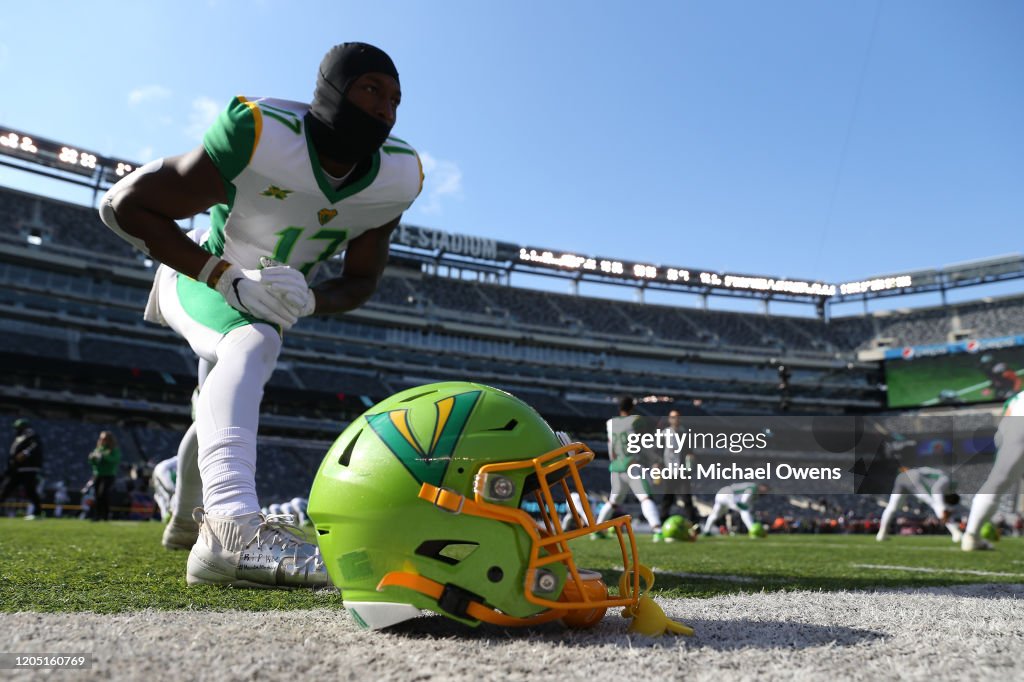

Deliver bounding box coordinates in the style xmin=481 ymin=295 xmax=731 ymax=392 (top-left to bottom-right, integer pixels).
xmin=884 ymin=335 xmax=1024 ymax=360
xmin=839 ymin=276 xmax=913 ymax=296
xmin=394 ymin=225 xmax=498 ymax=260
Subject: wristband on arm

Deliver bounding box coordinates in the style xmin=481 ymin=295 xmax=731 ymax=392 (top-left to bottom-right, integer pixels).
xmin=199 ymin=256 xmax=233 ymax=289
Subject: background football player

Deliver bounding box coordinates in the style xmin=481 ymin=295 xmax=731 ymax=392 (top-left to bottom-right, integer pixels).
xmin=702 ymin=481 xmax=768 ymax=535
xmin=876 ymin=466 xmax=961 ymax=542
xmin=592 ymin=397 xmax=664 ymax=541
xmin=962 ymin=391 xmax=1024 ymax=551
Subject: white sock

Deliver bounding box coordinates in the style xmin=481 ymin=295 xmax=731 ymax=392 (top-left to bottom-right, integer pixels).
xmin=965 ymin=494 xmax=998 ymax=535
xmin=199 ymin=427 xmax=259 ymax=516
xmin=192 ymin=326 xmax=280 ymax=518
xmin=640 ymin=498 xmax=662 ymax=532
xmin=172 ymin=422 xmax=202 ymax=519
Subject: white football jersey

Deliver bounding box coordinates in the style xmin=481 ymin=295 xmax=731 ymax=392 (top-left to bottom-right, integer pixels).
xmin=152 ymin=456 xmax=178 ymax=491
xmin=896 ymin=467 xmax=953 ymax=515
xmin=202 ymin=96 xmax=423 ymax=280
xmin=607 ymin=415 xmax=642 ymax=459
xmin=606 ymin=414 xmax=644 ymax=473
xmin=901 ymin=467 xmax=950 ymax=496
xmin=717 ymin=481 xmax=759 ymax=507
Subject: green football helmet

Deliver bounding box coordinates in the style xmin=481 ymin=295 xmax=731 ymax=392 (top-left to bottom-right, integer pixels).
xmin=661 ymin=515 xmax=696 ymax=542
xmin=309 ymin=382 xmax=641 ymax=630
xmin=980 ymin=521 xmax=1000 ymax=542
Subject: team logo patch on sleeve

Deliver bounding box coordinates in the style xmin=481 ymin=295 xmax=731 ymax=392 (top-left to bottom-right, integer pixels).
xmin=318 ymin=208 xmax=339 ymax=225
xmin=261 ymin=185 xmax=293 ymax=200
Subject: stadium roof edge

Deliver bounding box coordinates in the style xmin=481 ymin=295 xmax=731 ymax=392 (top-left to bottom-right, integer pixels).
xmin=4 ymin=123 xmax=1024 ymax=310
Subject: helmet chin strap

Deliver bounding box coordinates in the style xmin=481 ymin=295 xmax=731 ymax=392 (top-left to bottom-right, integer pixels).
xmin=376 ymin=571 xmax=567 ymax=627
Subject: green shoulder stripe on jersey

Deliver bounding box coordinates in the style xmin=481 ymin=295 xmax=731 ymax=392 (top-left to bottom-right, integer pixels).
xmin=382 ymin=145 xmax=417 ymax=156
xmin=259 ymin=103 xmax=302 ymax=135
xmin=202 ymin=96 xmax=261 ymax=184
xmin=383 ymin=136 xmax=414 ymax=151
xmin=305 ymin=131 xmax=381 ymax=204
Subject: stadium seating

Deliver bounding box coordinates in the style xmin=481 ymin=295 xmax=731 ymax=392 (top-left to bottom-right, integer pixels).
xmin=2 ymin=184 xmax=1023 ymax=440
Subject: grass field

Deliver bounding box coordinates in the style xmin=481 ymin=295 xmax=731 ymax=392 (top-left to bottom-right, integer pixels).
xmin=2 ymin=518 xmax=1022 ymax=680
xmin=2 ymin=518 xmax=1021 ymax=613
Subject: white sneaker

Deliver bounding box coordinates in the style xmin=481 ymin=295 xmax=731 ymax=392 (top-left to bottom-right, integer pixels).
xmin=951 ymin=529 xmax=964 ymax=543
xmin=961 ymin=533 xmax=994 ymax=552
xmin=162 ymin=514 xmax=200 ymax=551
xmin=875 ymin=532 xmax=887 ymax=542
xmin=186 ymin=509 xmax=331 ymax=589
xmin=23 ymin=514 xmax=36 ymax=521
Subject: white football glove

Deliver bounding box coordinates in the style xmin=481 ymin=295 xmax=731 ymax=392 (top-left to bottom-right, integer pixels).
xmin=259 ymin=257 xmax=316 ymax=318
xmin=213 ymin=263 xmax=299 ymax=329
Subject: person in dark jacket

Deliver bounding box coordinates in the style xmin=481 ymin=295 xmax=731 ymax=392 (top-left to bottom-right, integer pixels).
xmin=1 ymin=418 xmax=43 ymax=519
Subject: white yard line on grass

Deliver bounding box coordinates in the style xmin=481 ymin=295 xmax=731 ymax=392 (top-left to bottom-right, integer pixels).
xmin=852 ymin=563 xmax=1024 ymax=578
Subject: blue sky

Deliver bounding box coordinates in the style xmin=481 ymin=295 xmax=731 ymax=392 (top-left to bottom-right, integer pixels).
xmin=0 ymin=0 xmax=1021 ymax=308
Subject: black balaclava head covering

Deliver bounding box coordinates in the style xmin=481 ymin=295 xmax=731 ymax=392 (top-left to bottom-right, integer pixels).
xmin=308 ymin=42 xmax=399 ymax=164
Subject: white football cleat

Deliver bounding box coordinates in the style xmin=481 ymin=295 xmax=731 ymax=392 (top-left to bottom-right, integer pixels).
xmin=961 ymin=533 xmax=994 ymax=552
xmin=162 ymin=514 xmax=200 ymax=551
xmin=875 ymin=532 xmax=887 ymax=542
xmin=186 ymin=509 xmax=330 ymax=589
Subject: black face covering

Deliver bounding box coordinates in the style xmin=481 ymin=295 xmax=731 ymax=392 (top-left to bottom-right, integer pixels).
xmin=308 ymin=42 xmax=399 ymax=164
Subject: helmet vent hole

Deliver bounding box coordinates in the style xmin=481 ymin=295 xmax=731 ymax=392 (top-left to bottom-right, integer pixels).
xmin=400 ymin=390 xmax=436 ymax=403
xmin=486 ymin=419 xmax=518 ymax=432
xmin=415 ymin=540 xmax=479 ymax=565
xmin=487 ymin=566 xmax=503 ymax=582
xmin=317 ymin=529 xmax=329 ymax=536
xmin=338 ymin=429 xmax=362 ymax=467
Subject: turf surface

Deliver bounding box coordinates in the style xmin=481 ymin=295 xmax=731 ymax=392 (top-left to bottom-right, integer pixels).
xmin=1 ymin=518 xmax=1021 ymax=613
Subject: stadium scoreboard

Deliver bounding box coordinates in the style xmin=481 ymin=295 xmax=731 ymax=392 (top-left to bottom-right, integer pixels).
xmin=0 ymin=127 xmax=136 ymax=184
xmin=21 ymin=123 xmax=1024 ymax=307
xmin=517 ymin=246 xmax=839 ymax=298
